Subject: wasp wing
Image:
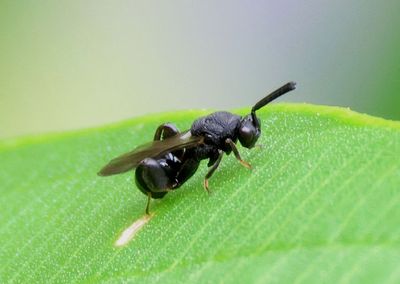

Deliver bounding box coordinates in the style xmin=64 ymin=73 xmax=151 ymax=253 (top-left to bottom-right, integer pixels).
xmin=98 ymin=131 xmax=202 ymax=176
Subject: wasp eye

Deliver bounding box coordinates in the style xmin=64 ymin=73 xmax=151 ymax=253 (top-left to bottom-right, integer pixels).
xmin=238 ymin=115 xmax=260 ymax=148
xmin=239 ymin=126 xmax=255 ymax=147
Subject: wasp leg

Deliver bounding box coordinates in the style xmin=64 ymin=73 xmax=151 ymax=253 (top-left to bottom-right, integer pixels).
xmin=135 ymin=158 xmax=177 ymax=214
xmin=153 ymin=123 xmax=180 ymax=141
xmin=145 ymin=192 xmax=152 ymax=215
xmin=203 ymin=150 xmax=224 ymax=194
xmin=175 ymin=157 xmax=200 ymax=187
xmin=225 ymin=138 xmax=252 ymax=169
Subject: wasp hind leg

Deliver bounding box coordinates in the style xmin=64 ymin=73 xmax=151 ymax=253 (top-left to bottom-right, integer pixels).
xmin=145 ymin=192 xmax=152 ymax=215
xmin=153 ymin=123 xmax=180 ymax=141
xmin=135 ymin=158 xmax=178 ymax=215
xmin=132 ymin=123 xmax=181 ymax=215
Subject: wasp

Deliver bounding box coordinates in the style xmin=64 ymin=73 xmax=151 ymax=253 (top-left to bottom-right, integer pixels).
xmin=98 ymin=82 xmax=296 ymax=214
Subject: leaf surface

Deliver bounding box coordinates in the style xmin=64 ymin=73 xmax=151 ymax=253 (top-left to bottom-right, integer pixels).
xmin=0 ymin=104 xmax=399 ymax=283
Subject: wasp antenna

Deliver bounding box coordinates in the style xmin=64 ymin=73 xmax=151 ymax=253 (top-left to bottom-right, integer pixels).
xmin=251 ymin=82 xmax=296 ymax=113
xmin=251 ymin=82 xmax=296 ymax=129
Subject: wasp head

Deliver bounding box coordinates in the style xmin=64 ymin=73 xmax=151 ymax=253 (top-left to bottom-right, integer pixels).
xmin=238 ymin=82 xmax=296 ymax=148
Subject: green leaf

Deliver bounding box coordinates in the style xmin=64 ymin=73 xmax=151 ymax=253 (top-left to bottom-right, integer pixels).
xmin=1 ymin=104 xmax=399 ymax=283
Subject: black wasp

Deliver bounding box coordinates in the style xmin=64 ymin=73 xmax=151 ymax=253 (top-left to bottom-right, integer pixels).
xmin=98 ymin=82 xmax=296 ymax=214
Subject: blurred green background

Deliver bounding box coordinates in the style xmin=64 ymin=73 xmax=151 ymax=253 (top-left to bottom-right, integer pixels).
xmin=1 ymin=1 xmax=399 ymax=139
